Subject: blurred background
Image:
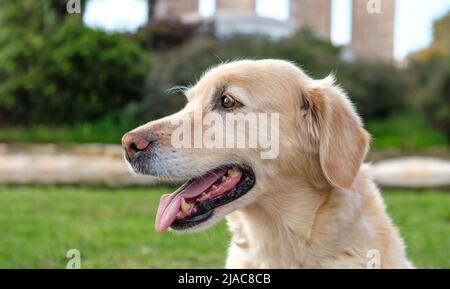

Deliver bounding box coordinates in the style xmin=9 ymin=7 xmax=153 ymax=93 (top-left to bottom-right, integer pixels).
xmin=0 ymin=0 xmax=449 ymax=268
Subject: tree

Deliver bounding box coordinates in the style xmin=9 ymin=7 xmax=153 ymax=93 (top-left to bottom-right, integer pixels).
xmin=410 ymin=12 xmax=450 ymax=136
xmin=0 ymin=0 xmax=88 ymax=33
xmin=417 ymin=11 xmax=450 ymax=59
xmin=0 ymin=1 xmax=150 ymax=124
xmin=431 ymin=12 xmax=450 ymax=55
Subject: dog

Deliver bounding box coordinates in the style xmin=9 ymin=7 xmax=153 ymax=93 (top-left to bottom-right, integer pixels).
xmin=122 ymin=59 xmax=413 ymax=268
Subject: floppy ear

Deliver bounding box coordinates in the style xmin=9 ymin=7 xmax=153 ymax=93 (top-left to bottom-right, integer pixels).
xmin=300 ymin=77 xmax=369 ymax=189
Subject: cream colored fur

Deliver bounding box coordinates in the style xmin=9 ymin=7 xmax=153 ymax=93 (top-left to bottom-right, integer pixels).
xmin=128 ymin=59 xmax=413 ymax=269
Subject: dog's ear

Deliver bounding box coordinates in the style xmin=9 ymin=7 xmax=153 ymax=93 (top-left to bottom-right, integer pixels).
xmin=299 ymin=76 xmax=369 ymax=189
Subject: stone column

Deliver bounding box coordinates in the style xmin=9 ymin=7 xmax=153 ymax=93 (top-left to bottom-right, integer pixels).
xmin=289 ymin=0 xmax=331 ymax=39
xmin=216 ymin=0 xmax=256 ymax=14
xmin=350 ymin=0 xmax=395 ymax=61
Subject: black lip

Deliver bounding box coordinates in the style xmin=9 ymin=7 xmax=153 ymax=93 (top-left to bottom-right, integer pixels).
xmin=170 ymin=165 xmax=256 ymax=231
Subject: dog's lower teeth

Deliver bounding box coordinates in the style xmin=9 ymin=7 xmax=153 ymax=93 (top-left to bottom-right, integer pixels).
xmin=181 ymin=198 xmax=190 ymax=213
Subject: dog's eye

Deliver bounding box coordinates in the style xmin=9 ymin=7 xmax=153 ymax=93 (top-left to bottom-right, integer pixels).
xmin=221 ymin=95 xmax=237 ymax=109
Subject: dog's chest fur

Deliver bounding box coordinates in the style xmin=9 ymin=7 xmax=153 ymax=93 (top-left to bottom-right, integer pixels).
xmin=223 ymin=175 xmax=413 ymax=269
xmin=225 ymin=210 xmax=367 ymax=268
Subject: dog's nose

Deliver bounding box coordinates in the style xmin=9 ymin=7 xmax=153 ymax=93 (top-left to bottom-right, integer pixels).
xmin=121 ymin=131 xmax=152 ymax=161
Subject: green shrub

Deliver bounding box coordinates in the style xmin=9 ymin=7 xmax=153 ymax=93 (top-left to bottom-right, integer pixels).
xmin=0 ymin=29 xmax=45 ymax=123
xmin=336 ymin=61 xmax=411 ymax=120
xmin=141 ymin=30 xmax=340 ymax=121
xmin=0 ymin=20 xmax=150 ymax=124
xmin=142 ymin=36 xmax=274 ymax=121
xmin=277 ymin=28 xmax=341 ymax=78
xmin=411 ymin=56 xmax=450 ymax=137
xmin=132 ymin=19 xmax=204 ymax=51
xmin=141 ymin=30 xmax=412 ymax=123
xmin=0 ymin=0 xmax=47 ymax=32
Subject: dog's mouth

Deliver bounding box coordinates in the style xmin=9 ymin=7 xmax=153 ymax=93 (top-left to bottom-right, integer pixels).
xmin=155 ymin=165 xmax=255 ymax=232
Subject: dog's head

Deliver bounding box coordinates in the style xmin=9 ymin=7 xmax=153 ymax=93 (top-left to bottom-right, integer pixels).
xmin=122 ymin=59 xmax=369 ymax=232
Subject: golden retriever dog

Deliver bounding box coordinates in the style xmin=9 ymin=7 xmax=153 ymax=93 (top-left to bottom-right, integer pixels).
xmin=122 ymin=59 xmax=413 ymax=268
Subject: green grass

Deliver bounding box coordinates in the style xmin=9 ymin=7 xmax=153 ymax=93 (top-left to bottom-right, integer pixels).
xmin=0 ymin=186 xmax=449 ymax=268
xmin=366 ymin=114 xmax=449 ymax=150
xmin=0 ymin=186 xmax=229 ymax=268
xmin=385 ymin=190 xmax=450 ymax=268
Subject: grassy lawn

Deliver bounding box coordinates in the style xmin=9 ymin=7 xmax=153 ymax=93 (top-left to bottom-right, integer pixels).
xmin=366 ymin=114 xmax=448 ymax=150
xmin=0 ymin=186 xmax=448 ymax=268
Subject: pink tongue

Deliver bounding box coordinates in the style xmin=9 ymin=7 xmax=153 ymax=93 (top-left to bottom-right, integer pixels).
xmin=155 ymin=169 xmax=227 ymax=232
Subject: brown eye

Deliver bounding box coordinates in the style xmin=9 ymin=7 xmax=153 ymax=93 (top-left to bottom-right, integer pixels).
xmin=221 ymin=94 xmax=236 ymax=109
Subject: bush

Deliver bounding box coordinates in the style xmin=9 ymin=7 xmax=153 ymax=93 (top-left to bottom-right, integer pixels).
xmin=141 ymin=29 xmax=413 ymax=123
xmin=0 ymin=0 xmax=46 ymax=33
xmin=411 ymin=56 xmax=450 ymax=136
xmin=0 ymin=20 xmax=150 ymax=124
xmin=142 ymin=36 xmax=275 ymax=121
xmin=336 ymin=61 xmax=411 ymax=120
xmin=0 ymin=29 xmax=45 ymax=123
xmin=132 ymin=19 xmax=205 ymax=51
xmin=140 ymin=30 xmax=341 ymax=121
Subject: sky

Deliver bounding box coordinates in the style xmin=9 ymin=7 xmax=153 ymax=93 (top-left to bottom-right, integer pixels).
xmin=84 ymin=0 xmax=450 ymax=60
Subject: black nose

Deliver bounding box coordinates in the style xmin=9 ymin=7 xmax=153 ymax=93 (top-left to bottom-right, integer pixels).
xmin=121 ymin=131 xmax=152 ymax=161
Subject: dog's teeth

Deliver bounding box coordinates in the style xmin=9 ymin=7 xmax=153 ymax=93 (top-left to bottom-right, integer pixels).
xmin=181 ymin=198 xmax=190 ymax=213
xmin=222 ymin=176 xmax=227 ymax=182
xmin=228 ymin=168 xmax=240 ymax=177
xmin=212 ymin=185 xmax=217 ymax=190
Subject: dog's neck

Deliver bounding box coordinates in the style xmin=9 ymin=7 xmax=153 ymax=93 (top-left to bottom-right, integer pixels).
xmin=226 ymin=158 xmax=364 ymax=268
xmin=247 ymin=183 xmax=329 ymax=237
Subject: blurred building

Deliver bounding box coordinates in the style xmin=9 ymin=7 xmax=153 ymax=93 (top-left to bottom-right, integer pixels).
xmin=289 ymin=0 xmax=331 ymax=39
xmin=216 ymin=0 xmax=256 ymax=14
xmin=153 ymin=0 xmax=395 ymax=62
xmin=154 ymin=0 xmax=198 ymax=20
xmin=212 ymin=0 xmax=296 ymax=39
xmin=349 ymin=0 xmax=395 ymax=61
